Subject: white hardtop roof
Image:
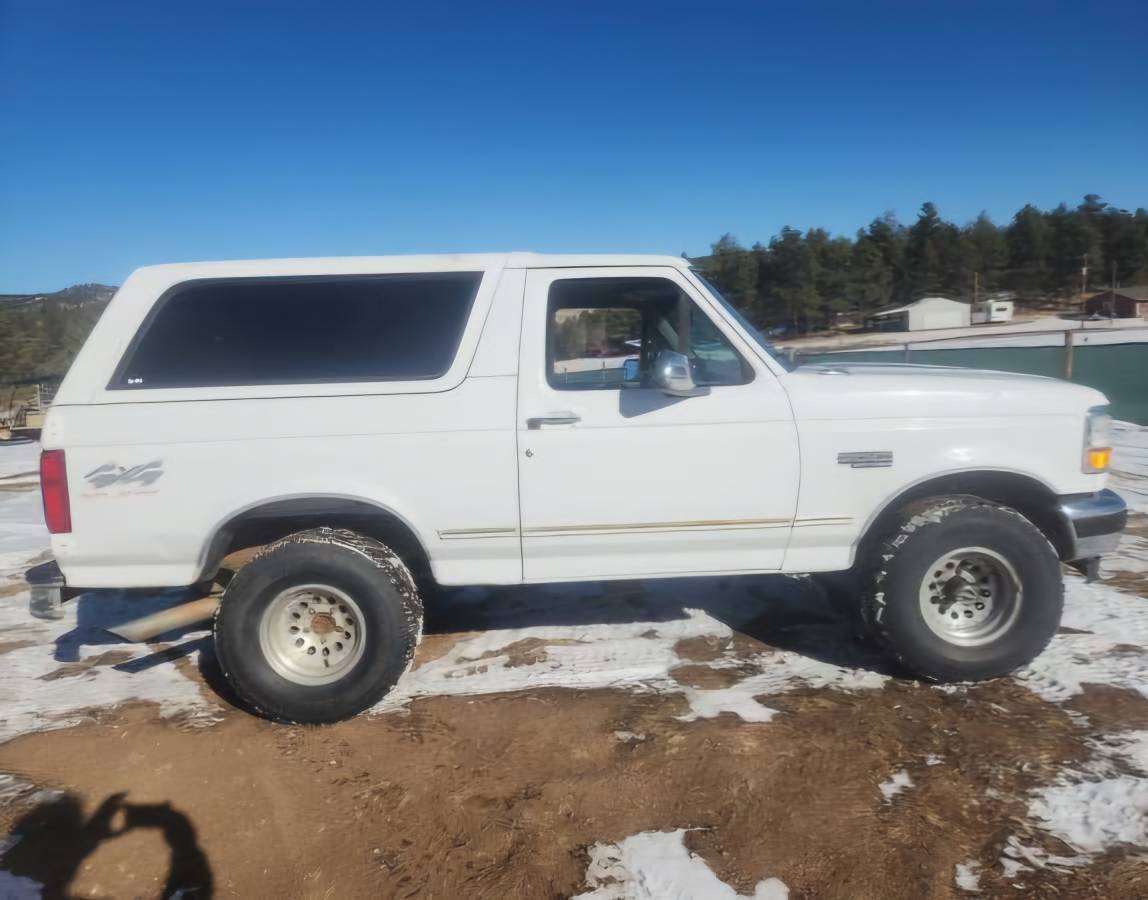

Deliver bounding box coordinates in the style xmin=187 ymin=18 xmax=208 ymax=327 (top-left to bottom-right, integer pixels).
xmin=129 ymin=252 xmax=693 ymax=281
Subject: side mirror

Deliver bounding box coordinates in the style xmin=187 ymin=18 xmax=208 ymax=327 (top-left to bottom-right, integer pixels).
xmin=652 ymin=350 xmax=709 ymax=397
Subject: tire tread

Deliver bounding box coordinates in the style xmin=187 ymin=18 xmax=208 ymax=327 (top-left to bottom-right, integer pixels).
xmin=213 ymin=527 xmax=423 ymax=723
xmin=860 ymin=494 xmax=1061 ymax=681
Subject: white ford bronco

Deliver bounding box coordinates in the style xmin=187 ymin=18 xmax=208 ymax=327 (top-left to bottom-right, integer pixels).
xmin=28 ymin=253 xmax=1127 ymax=723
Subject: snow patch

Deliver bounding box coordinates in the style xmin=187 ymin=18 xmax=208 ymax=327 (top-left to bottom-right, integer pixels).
xmin=878 ymin=770 xmax=913 ymax=801
xmin=0 ymin=590 xmax=219 ymax=743
xmin=1101 ymin=531 xmax=1148 ymax=576
xmin=0 ymin=441 xmax=40 ymax=482
xmin=676 ymin=681 xmax=778 ymax=723
xmin=1000 ymin=834 xmax=1087 ymax=871
xmin=1108 ymin=729 xmax=1148 ymax=772
xmin=1111 ymin=421 xmax=1148 ymax=515
xmin=1027 ymin=731 xmax=1148 ymax=855
xmin=0 ymin=441 xmax=47 ymax=583
xmin=1028 ymin=776 xmax=1148 ymax=854
xmin=0 ymin=488 xmax=47 ymax=581
xmin=677 ymin=641 xmax=887 ymax=724
xmin=1014 ymin=574 xmax=1148 ymax=705
xmin=954 ymin=861 xmax=980 ymax=892
xmin=376 ymin=586 xmax=887 ymax=721
xmin=0 ymin=774 xmax=63 ymax=808
xmin=575 ymin=829 xmax=788 ymax=900
xmin=1016 ymin=521 xmax=1148 ymax=861
xmin=381 ymin=611 xmax=727 ymax=711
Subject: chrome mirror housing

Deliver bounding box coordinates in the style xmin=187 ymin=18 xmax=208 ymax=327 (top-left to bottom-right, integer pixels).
xmin=652 ymin=350 xmax=708 ymax=397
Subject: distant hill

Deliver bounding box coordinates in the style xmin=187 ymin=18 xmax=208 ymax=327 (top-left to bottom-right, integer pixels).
xmin=0 ymin=284 xmax=118 ymax=382
xmin=0 ymin=282 xmax=117 ymax=311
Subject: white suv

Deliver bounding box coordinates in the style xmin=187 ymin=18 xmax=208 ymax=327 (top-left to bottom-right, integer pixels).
xmin=28 ymin=253 xmax=1126 ymax=723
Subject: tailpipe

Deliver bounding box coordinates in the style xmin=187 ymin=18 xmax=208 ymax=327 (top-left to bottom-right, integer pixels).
xmin=108 ymin=595 xmax=221 ymax=642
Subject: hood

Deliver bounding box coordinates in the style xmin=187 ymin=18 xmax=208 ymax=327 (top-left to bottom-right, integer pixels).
xmin=783 ymin=361 xmax=1107 ymax=420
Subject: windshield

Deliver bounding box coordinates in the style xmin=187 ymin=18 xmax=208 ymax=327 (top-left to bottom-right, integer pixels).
xmin=689 ymin=270 xmax=793 ymax=371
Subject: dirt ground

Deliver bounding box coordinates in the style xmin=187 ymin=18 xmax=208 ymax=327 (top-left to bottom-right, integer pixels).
xmin=1 ymin=679 xmax=1146 ymax=900
xmin=1 ymin=471 xmax=1148 ymax=897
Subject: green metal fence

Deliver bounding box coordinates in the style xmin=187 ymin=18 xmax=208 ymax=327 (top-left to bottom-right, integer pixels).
xmin=793 ymin=331 xmax=1148 ymax=425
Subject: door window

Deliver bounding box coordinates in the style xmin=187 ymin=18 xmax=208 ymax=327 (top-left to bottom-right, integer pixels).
xmin=546 ymin=277 xmax=751 ymax=391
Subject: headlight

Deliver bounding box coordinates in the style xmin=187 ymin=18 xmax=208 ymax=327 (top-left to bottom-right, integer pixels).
xmin=1083 ymin=405 xmax=1113 ymax=473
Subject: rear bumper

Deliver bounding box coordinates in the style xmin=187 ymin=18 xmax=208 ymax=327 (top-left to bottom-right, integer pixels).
xmin=1059 ymin=489 xmax=1128 ymax=561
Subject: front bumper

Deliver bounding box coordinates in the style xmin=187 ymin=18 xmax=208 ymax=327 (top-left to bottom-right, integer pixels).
xmin=1059 ymin=488 xmax=1128 ymax=561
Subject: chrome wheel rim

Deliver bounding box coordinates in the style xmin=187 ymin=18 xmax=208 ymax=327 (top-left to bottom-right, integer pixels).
xmin=258 ymin=584 xmax=366 ymax=685
xmin=918 ymin=547 xmax=1022 ymax=647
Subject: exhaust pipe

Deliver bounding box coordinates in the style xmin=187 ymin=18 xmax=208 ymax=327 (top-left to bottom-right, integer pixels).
xmin=108 ymin=596 xmax=221 ymax=642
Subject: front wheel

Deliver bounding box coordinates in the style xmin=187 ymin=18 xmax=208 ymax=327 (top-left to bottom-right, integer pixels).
xmin=214 ymin=527 xmax=423 ymax=723
xmin=862 ymin=496 xmax=1063 ymax=682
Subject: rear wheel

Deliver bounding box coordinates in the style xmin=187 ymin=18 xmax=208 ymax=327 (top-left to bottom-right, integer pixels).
xmin=214 ymin=527 xmax=422 ymax=723
xmin=861 ymin=496 xmax=1063 ymax=682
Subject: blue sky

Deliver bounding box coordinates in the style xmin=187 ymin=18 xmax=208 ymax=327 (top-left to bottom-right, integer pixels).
xmin=2 ymin=0 xmax=1146 ymax=292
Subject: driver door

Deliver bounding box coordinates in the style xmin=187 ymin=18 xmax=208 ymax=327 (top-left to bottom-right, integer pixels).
xmin=515 ymin=266 xmax=799 ymax=581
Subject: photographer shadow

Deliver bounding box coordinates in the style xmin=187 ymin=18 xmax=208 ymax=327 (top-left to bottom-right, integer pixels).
xmin=1 ymin=792 xmax=212 ymax=899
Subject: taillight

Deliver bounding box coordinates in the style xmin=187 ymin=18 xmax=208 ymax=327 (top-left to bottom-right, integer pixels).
xmin=40 ymin=449 xmax=72 ymax=534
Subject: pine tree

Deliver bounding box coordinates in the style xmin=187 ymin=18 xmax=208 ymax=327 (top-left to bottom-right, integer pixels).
xmin=707 ymin=234 xmax=759 ymax=317
xmin=960 ymin=212 xmax=1007 ymax=297
xmin=689 ymin=195 xmax=1145 ymax=335
xmin=849 ymin=236 xmax=893 ymax=311
xmin=1005 ymin=204 xmax=1051 ymax=296
xmin=905 ymin=202 xmax=961 ymax=298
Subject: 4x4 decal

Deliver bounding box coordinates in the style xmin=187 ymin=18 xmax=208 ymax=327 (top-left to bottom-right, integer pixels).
xmin=84 ymin=461 xmax=164 ymax=489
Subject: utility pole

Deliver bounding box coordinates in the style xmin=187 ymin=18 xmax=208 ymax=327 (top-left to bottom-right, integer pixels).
xmin=1080 ymin=253 xmax=1089 ymax=317
xmin=973 ymin=272 xmax=980 ymax=306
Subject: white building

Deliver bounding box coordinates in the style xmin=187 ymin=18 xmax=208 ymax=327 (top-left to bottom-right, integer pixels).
xmin=867 ymin=297 xmax=971 ymax=332
xmin=972 ymin=299 xmax=1015 ymax=324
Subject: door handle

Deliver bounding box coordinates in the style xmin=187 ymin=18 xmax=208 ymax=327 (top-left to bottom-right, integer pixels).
xmin=526 ymin=413 xmax=580 ymax=429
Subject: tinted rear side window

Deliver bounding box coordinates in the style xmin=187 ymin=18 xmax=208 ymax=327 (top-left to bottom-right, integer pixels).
xmin=114 ymin=273 xmax=482 ymax=388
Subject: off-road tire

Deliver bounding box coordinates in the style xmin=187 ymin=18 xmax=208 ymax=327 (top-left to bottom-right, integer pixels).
xmin=214 ymin=527 xmax=423 ymax=723
xmin=861 ymin=495 xmax=1062 ymax=682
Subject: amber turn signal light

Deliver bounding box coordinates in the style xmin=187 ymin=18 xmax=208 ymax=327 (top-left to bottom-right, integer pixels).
xmin=1085 ymin=447 xmax=1112 ymax=473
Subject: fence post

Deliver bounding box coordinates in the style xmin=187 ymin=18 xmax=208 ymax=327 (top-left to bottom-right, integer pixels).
xmin=903 ymin=343 xmax=912 ymax=363
xmin=1063 ymin=329 xmax=1074 ymax=379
